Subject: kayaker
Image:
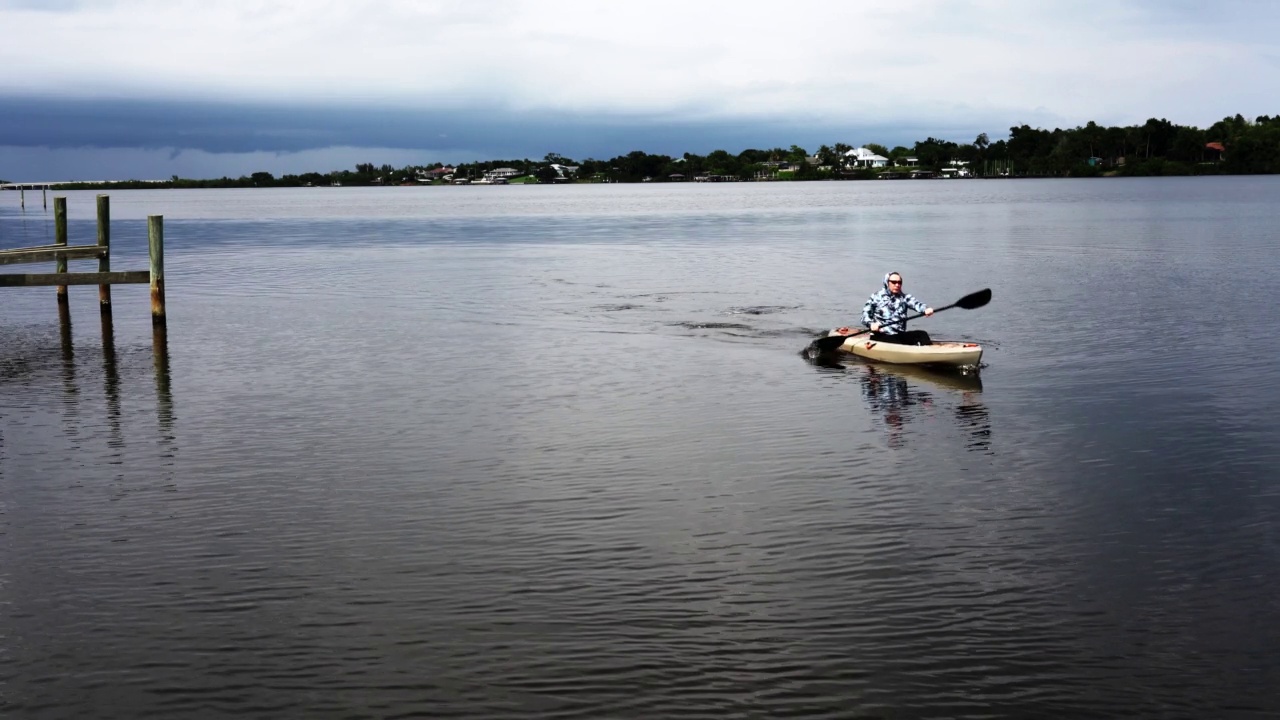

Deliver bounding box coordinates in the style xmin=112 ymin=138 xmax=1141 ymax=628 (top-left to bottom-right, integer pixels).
xmin=861 ymin=272 xmax=934 ymax=345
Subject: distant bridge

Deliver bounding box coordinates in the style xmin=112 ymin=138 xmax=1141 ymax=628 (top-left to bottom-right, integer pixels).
xmin=2 ymin=180 xmax=167 ymax=189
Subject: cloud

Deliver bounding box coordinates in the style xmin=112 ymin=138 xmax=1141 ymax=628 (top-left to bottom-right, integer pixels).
xmin=0 ymin=0 xmax=88 ymax=11
xmin=0 ymin=94 xmax=1017 ymax=157
xmin=0 ymin=92 xmax=1018 ymax=179
xmin=0 ymin=144 xmax=458 ymax=182
xmin=3 ymin=0 xmax=1277 ymax=122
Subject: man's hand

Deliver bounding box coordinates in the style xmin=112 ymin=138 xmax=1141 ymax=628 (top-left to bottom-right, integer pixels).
xmin=870 ymin=322 xmax=881 ymax=332
xmin=924 ymin=308 xmax=934 ymax=317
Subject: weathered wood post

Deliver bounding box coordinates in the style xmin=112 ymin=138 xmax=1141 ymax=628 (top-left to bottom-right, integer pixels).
xmin=147 ymin=213 xmax=173 ymax=428
xmin=19 ymin=187 xmax=23 ymax=209
xmin=148 ymin=215 xmax=166 ymax=325
xmin=54 ymin=196 xmax=68 ymax=305
xmin=97 ymin=194 xmax=112 ymax=311
xmin=43 ymin=185 xmax=48 ymax=209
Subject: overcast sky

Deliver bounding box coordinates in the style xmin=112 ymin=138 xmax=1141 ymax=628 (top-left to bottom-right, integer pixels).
xmin=2 ymin=0 xmax=1277 ymax=180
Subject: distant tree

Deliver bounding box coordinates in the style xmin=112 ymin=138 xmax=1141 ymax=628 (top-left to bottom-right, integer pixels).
xmin=816 ymin=144 xmax=837 ymax=167
xmin=794 ymin=158 xmax=822 ymax=180
xmin=706 ymin=149 xmax=736 ymax=175
xmin=912 ymin=136 xmax=959 ymax=169
xmin=1223 ymin=120 xmax=1280 ymax=173
xmin=832 ymin=143 xmax=852 ymax=170
xmin=1169 ymin=126 xmax=1207 ymax=162
xmin=1007 ymin=125 xmax=1052 ymax=171
xmin=1136 ymin=117 xmax=1176 ymax=159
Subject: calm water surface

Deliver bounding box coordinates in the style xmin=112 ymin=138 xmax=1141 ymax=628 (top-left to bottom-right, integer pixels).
xmin=2 ymin=180 xmax=1279 ymax=718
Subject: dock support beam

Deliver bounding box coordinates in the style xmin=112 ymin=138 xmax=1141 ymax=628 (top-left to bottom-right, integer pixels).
xmin=97 ymin=194 xmax=112 ymax=311
xmin=148 ymin=215 xmax=166 ymax=326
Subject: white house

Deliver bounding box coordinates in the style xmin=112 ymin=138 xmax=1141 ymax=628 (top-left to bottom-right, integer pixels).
xmin=550 ymin=163 xmax=580 ymax=181
xmin=844 ymin=147 xmax=890 ymax=168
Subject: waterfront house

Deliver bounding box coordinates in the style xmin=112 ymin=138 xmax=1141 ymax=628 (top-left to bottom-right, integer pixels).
xmin=844 ymin=147 xmax=890 ymax=168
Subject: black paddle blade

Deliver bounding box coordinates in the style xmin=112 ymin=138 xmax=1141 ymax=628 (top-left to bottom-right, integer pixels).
xmin=809 ymin=333 xmax=858 ymax=354
xmin=954 ymin=288 xmax=992 ymax=310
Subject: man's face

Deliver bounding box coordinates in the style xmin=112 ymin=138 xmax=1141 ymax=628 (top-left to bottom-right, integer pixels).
xmin=887 ymin=275 xmax=903 ymax=293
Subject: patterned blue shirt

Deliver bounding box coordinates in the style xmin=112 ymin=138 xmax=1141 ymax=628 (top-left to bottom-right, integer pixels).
xmin=861 ymin=288 xmax=928 ymax=334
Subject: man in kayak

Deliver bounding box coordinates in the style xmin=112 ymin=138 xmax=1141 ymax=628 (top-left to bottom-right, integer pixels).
xmin=861 ymin=272 xmax=934 ymax=345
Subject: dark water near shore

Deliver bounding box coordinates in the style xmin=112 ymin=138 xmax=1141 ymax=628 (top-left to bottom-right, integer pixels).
xmin=2 ymin=179 xmax=1279 ymax=718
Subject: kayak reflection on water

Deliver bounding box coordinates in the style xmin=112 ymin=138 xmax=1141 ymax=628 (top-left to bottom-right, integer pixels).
xmin=861 ymin=364 xmax=931 ymax=449
xmin=804 ymin=353 xmax=991 ymax=453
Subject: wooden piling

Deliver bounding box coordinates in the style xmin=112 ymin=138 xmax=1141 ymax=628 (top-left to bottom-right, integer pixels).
xmin=19 ymin=187 xmax=23 ymax=209
xmin=54 ymin=196 xmax=68 ymax=304
xmin=97 ymin=194 xmax=112 ymax=311
xmin=43 ymin=185 xmax=48 ymax=209
xmin=148 ymin=215 xmax=166 ymax=325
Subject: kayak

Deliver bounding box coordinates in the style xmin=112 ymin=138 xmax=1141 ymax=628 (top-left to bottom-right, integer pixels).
xmin=825 ymin=330 xmax=983 ymax=368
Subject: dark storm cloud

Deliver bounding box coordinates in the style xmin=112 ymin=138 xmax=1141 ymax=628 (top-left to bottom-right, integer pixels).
xmin=0 ymin=94 xmax=987 ymax=162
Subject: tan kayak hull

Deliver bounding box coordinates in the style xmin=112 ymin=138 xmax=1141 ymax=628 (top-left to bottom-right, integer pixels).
xmin=827 ymin=331 xmax=983 ymax=367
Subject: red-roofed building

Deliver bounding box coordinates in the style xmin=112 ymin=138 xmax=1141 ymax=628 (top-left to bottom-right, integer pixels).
xmin=1205 ymin=142 xmax=1226 ymax=161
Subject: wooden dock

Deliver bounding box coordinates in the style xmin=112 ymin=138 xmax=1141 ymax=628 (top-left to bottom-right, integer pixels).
xmin=1 ymin=195 xmax=166 ymax=326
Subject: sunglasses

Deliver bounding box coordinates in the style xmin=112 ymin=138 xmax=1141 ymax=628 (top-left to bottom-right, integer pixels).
xmin=888 ymin=278 xmax=903 ymax=284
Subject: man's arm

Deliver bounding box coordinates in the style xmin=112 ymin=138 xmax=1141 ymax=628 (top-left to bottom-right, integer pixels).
xmin=861 ymin=294 xmax=878 ymax=327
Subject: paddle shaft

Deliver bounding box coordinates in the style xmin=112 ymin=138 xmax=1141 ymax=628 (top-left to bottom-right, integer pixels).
xmin=845 ymin=306 xmax=940 ymax=338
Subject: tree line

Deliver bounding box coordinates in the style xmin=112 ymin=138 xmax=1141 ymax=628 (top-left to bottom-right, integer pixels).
xmin=23 ymin=113 xmax=1280 ymax=190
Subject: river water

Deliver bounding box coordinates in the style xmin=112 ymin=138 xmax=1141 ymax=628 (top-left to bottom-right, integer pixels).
xmin=2 ymin=179 xmax=1278 ymax=718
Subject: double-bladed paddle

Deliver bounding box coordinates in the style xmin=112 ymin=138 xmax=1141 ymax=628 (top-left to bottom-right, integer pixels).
xmin=807 ymin=288 xmax=992 ymax=354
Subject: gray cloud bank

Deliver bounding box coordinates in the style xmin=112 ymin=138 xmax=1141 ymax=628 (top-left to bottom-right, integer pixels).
xmin=0 ymin=94 xmax=1008 ymax=179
